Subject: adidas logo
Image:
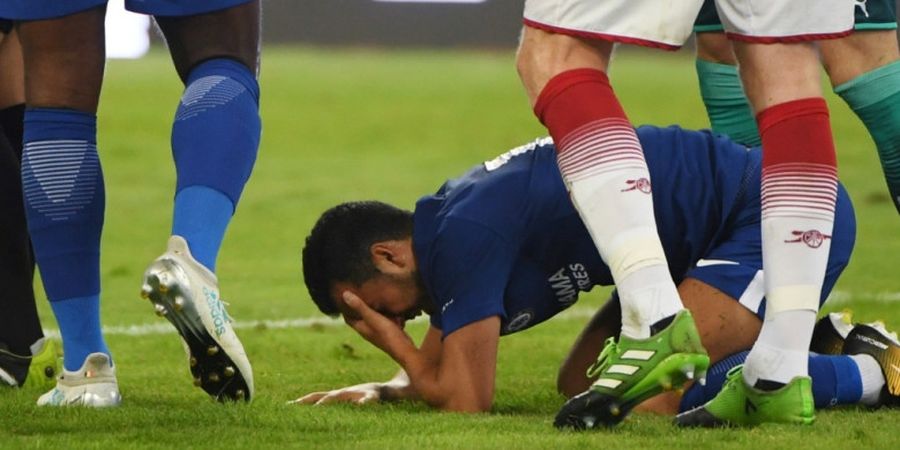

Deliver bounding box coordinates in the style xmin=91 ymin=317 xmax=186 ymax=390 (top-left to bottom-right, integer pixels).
xmin=205 ymin=287 xmax=227 ymax=337
xmin=592 ymin=350 xmax=656 ymax=391
xmin=621 ymin=350 xmax=656 ymax=361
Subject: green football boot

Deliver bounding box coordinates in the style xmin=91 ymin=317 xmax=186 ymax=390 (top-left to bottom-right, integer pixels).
xmin=26 ymin=338 xmax=62 ymax=391
xmin=675 ymin=365 xmax=815 ymax=427
xmin=0 ymin=338 xmax=62 ymax=391
xmin=555 ymin=309 xmax=710 ymax=429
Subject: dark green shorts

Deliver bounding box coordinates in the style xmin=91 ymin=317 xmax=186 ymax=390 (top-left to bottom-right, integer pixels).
xmin=694 ymin=0 xmax=897 ymax=33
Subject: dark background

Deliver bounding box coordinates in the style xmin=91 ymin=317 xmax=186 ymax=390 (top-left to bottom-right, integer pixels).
xmin=262 ymin=0 xmax=900 ymax=48
xmin=262 ymin=0 xmax=523 ymax=48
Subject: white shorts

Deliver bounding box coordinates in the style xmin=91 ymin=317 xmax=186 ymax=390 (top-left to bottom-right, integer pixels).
xmin=523 ymin=0 xmax=856 ymax=49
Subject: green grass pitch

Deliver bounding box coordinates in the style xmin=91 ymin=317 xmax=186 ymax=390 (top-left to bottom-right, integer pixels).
xmin=1 ymin=47 xmax=899 ymax=449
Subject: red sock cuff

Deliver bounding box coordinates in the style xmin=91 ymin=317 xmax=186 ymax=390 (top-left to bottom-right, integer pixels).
xmin=758 ymin=98 xmax=837 ymax=168
xmin=533 ymin=68 xmax=627 ymax=141
xmin=756 ymin=97 xmax=829 ymax=136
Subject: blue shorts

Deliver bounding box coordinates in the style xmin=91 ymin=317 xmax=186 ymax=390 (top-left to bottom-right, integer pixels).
xmin=687 ymin=155 xmax=856 ymax=319
xmin=0 ymin=0 xmax=253 ymax=21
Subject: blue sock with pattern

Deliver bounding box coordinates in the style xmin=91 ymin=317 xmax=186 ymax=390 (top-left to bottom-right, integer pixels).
xmin=21 ymin=108 xmax=109 ymax=371
xmin=170 ymin=58 xmax=261 ymax=272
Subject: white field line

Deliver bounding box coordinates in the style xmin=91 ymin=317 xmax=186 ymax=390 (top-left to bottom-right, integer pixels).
xmin=822 ymin=290 xmax=900 ymax=304
xmin=42 ymin=289 xmax=900 ymax=338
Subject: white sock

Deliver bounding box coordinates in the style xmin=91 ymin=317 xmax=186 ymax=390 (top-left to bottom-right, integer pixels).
xmin=564 ymin=156 xmax=683 ymax=339
xmin=617 ymin=264 xmax=683 ymax=338
xmin=30 ymin=337 xmax=46 ymax=356
xmin=751 ymin=160 xmax=836 ymax=385
xmin=743 ymin=310 xmax=816 ymax=385
xmin=0 ymin=368 xmax=16 ymax=386
xmin=849 ymin=354 xmax=885 ymax=406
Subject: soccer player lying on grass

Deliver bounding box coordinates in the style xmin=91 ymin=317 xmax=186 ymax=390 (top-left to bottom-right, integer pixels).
xmin=297 ymin=126 xmax=900 ymax=422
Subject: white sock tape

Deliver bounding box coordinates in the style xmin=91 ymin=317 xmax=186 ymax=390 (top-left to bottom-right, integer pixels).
xmin=765 ymin=285 xmax=821 ymax=315
xmin=605 ymin=230 xmax=668 ymax=281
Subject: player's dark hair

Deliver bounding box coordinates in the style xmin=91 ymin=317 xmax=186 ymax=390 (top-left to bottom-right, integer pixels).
xmin=302 ymin=201 xmax=414 ymax=316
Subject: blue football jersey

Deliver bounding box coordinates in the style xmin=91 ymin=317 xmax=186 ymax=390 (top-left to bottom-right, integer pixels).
xmin=412 ymin=126 xmax=849 ymax=338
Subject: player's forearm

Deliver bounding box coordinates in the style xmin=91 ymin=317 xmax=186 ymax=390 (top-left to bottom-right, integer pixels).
xmin=374 ymin=338 xmax=481 ymax=411
xmin=353 ymin=321 xmax=446 ymax=405
xmin=389 ymin=330 xmax=495 ymax=412
xmin=367 ymin=326 xmax=458 ymax=409
xmin=399 ymin=353 xmax=487 ymax=412
xmin=353 ymin=310 xmax=497 ymax=412
xmin=386 ymin=344 xmax=450 ymax=406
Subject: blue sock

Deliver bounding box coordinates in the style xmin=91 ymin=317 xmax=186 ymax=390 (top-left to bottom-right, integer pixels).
xmin=170 ymin=58 xmax=260 ymax=272
xmin=172 ymin=186 xmax=233 ymax=271
xmin=808 ymin=353 xmax=862 ymax=408
xmin=679 ymin=351 xmax=863 ymax=411
xmin=680 ymin=351 xmax=749 ymax=412
xmin=50 ymin=296 xmax=109 ymax=371
xmin=21 ymin=108 xmax=109 ymax=371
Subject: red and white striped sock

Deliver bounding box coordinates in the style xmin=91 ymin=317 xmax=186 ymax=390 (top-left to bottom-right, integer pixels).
xmin=535 ymin=69 xmax=682 ymax=339
xmin=745 ymin=97 xmax=838 ymax=386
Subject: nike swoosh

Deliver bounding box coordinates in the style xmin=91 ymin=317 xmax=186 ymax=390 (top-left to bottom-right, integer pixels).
xmin=696 ymin=259 xmax=740 ymax=267
xmin=441 ymin=299 xmax=455 ymax=314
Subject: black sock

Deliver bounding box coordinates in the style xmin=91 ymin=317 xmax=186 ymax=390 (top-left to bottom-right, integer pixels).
xmin=0 ymin=103 xmax=24 ymax=157
xmin=753 ymin=379 xmax=787 ymax=391
xmin=649 ymin=314 xmax=675 ymax=336
xmin=0 ymin=103 xmax=42 ymax=355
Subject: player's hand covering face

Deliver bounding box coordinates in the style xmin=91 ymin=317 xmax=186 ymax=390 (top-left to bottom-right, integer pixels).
xmin=341 ymin=291 xmax=417 ymax=359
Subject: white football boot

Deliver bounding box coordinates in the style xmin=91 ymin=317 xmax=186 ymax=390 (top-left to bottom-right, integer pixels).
xmin=37 ymin=353 xmax=121 ymax=407
xmin=141 ymin=236 xmax=253 ymax=402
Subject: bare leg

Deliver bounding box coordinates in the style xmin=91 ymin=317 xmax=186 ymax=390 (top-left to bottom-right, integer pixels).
xmin=696 ymin=33 xmax=737 ymax=65
xmin=733 ymin=43 xmax=822 ymax=112
xmin=17 ymin=7 xmax=106 ymax=112
xmin=820 ymin=31 xmax=900 ymax=87
xmin=515 ymin=26 xmax=612 ymax=105
xmin=154 ymin=0 xmax=260 ymax=81
xmin=0 ymin=30 xmax=25 ymax=109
